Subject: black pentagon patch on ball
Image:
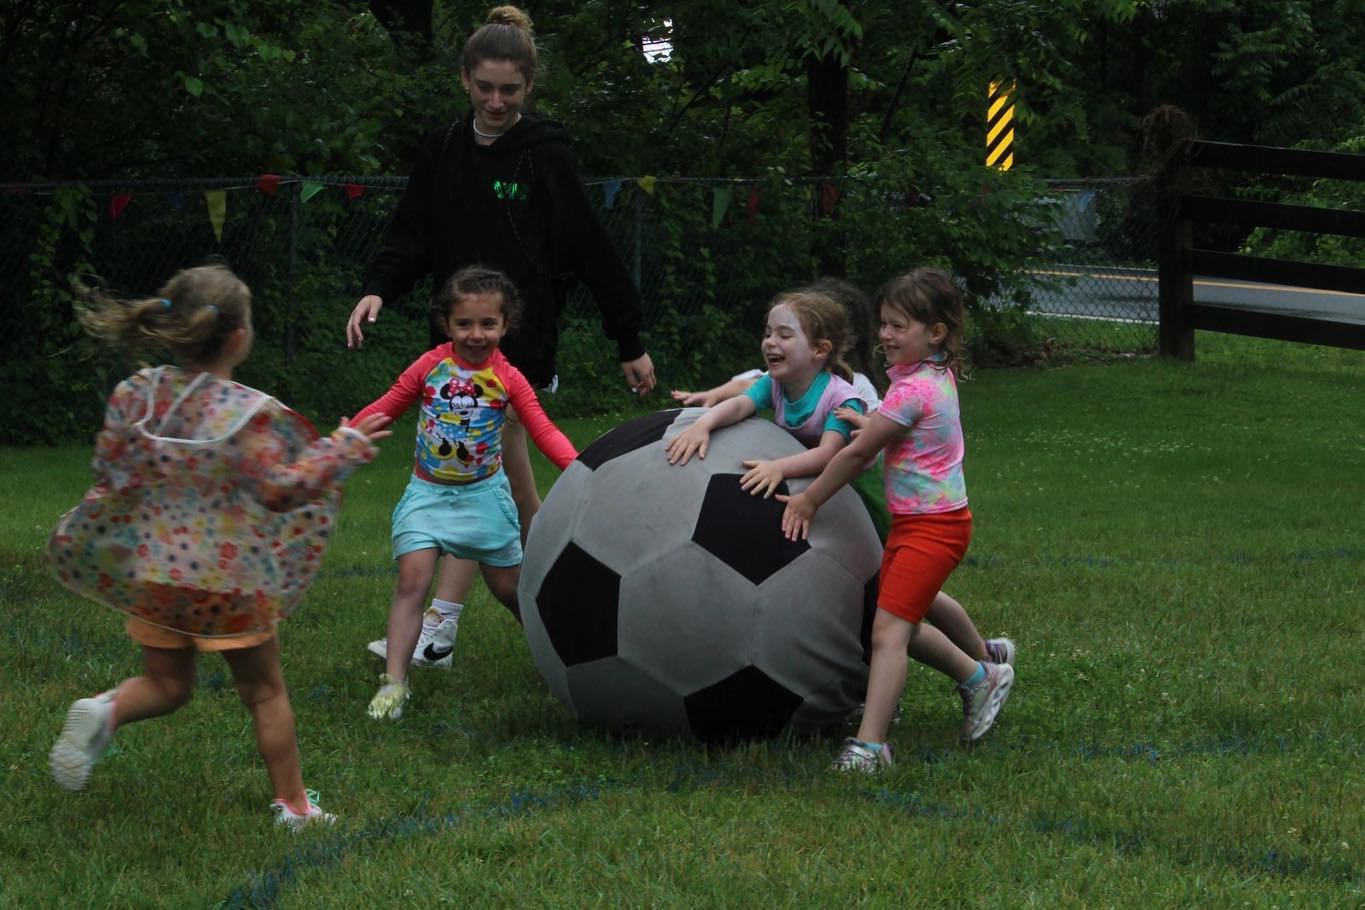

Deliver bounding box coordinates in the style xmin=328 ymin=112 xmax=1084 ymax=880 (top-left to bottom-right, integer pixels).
xmin=684 ymin=666 xmax=803 ymax=742
xmin=691 ymin=474 xmax=810 ymax=585
xmin=860 ymin=572 xmax=878 ymax=664
xmin=577 ymin=409 xmax=682 ymax=470
xmin=536 ymin=542 xmax=621 ymax=666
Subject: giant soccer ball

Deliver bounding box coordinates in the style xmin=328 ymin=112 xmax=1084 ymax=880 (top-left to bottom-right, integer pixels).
xmin=518 ymin=409 xmax=881 ymax=742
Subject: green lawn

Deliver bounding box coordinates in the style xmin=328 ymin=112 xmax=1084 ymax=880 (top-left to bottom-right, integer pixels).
xmin=2 ymin=334 xmax=1362 ymax=908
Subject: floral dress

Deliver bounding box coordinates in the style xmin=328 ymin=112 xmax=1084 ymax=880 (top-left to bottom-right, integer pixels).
xmin=49 ymin=367 xmax=375 ymax=637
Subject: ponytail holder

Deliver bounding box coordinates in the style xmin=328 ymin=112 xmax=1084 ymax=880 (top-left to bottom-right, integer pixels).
xmin=160 ymin=298 xmax=173 ymax=311
xmin=205 ymin=304 xmax=218 ymax=314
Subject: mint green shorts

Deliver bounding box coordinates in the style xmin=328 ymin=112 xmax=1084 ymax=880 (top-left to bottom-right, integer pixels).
xmin=391 ymin=473 xmax=522 ymax=566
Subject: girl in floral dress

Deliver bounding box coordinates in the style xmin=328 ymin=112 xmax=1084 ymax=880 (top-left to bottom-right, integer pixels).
xmin=47 ymin=264 xmax=391 ymax=828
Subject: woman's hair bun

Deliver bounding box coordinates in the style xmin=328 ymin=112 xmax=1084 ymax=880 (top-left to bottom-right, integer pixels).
xmin=486 ymin=5 xmax=532 ymax=31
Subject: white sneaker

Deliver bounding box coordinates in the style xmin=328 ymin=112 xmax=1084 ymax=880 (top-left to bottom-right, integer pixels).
xmin=366 ymin=609 xmax=458 ymax=668
xmin=50 ymin=690 xmax=116 ymax=790
xmin=271 ymin=789 xmax=337 ymax=830
xmin=959 ymin=663 xmax=1014 ymax=742
xmin=984 ymin=638 xmax=1016 ymax=667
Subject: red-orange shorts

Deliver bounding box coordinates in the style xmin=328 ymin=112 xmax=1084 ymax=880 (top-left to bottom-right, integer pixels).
xmin=877 ymin=507 xmax=973 ymax=623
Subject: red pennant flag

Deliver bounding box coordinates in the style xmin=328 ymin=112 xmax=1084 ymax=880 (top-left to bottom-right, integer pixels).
xmin=109 ymin=192 xmax=134 ymax=220
xmin=820 ymin=182 xmax=840 ymax=215
xmin=746 ymin=187 xmax=760 ymax=224
xmin=344 ymin=183 xmax=364 ymax=201
xmin=257 ymin=174 xmax=281 ymax=197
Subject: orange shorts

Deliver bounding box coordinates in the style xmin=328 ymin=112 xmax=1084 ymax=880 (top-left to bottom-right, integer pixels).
xmin=126 ymin=618 xmax=274 ymax=652
xmin=877 ymin=508 xmax=973 ymax=623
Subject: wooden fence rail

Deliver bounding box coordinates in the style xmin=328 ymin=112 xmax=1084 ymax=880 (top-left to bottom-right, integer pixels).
xmin=1157 ymin=139 xmax=1365 ymax=358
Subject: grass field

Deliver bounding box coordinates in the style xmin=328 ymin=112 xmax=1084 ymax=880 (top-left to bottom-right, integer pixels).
xmin=2 ymin=334 xmax=1362 ymax=908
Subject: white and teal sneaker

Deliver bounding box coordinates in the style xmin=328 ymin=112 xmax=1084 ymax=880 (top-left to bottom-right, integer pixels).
xmin=50 ymin=690 xmax=117 ymax=791
xmin=959 ymin=662 xmax=1014 ymax=742
xmin=831 ymin=737 xmax=893 ymax=773
xmin=984 ymin=638 xmax=1016 ymax=667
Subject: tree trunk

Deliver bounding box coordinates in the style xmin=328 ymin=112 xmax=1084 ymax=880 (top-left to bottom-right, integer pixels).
xmin=806 ymin=49 xmax=848 ymax=276
xmin=369 ymin=0 xmax=433 ymax=46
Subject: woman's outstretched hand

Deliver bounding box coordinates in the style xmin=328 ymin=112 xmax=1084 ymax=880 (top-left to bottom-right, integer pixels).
xmin=346 ymin=295 xmax=384 ymax=349
xmin=622 ymin=353 xmax=656 ymax=396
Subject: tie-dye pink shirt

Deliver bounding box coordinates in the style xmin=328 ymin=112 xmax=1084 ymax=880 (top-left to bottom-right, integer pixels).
xmin=878 ymin=357 xmax=968 ymax=515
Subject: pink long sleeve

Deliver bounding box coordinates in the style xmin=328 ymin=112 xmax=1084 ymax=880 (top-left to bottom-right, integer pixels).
xmin=352 ymin=347 xmax=448 ymax=423
xmin=503 ymin=365 xmax=577 ymax=469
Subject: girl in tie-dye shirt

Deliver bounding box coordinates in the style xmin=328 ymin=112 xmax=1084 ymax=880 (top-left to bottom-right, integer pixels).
xmin=353 ymin=266 xmax=577 ymax=721
xmin=779 ymin=268 xmax=1016 ymax=773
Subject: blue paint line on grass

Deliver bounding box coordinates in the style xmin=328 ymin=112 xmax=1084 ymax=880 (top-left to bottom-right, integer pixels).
xmin=1232 ymin=848 xmax=1360 ymax=885
xmin=956 ymin=546 xmax=1363 ymax=572
xmin=216 ymin=782 xmax=607 ymax=909
xmin=869 ymin=788 xmax=978 ymax=823
xmin=1030 ymin=811 xmax=1361 ymax=887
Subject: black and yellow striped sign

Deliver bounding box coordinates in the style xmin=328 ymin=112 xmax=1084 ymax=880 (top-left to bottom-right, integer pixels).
xmin=986 ymin=80 xmax=1016 ymax=170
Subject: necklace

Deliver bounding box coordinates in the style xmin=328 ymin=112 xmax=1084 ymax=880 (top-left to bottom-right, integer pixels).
xmin=472 ymin=113 xmax=521 ymax=140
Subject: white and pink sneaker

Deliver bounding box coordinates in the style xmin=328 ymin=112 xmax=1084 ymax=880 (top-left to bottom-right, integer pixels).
xmin=271 ymin=790 xmax=337 ymax=830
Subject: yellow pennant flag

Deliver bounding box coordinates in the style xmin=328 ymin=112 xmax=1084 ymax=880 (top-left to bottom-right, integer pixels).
xmin=637 ymin=175 xmax=657 ymax=194
xmin=205 ymin=190 xmax=226 ymax=242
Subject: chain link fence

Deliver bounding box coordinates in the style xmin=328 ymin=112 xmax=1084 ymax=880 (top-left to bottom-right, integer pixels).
xmin=0 ymin=174 xmax=1156 ymax=442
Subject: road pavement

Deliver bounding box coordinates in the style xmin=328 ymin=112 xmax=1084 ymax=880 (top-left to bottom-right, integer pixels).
xmin=1022 ymin=266 xmax=1365 ymax=326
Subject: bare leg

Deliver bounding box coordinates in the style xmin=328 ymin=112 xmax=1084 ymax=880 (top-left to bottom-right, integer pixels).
xmin=924 ymin=591 xmax=987 ymax=662
xmin=111 ymin=645 xmax=197 ymax=728
xmin=384 ymin=549 xmax=440 ymax=680
xmin=501 ymin=410 xmax=541 ymax=545
xmin=858 ymin=610 xmax=981 ymax=746
xmin=433 ymin=554 xmax=479 ymax=605
xmin=855 ymin=610 xmax=912 ymax=745
xmin=50 ymin=645 xmax=195 ymax=791
xmin=221 ymin=637 xmax=306 ymax=810
xmin=479 ymin=563 xmax=522 ymax=625
xmin=906 ymin=619 xmax=981 ymax=683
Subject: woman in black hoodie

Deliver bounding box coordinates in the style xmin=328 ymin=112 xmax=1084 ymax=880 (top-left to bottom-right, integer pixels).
xmin=348 ymin=5 xmax=655 ymax=668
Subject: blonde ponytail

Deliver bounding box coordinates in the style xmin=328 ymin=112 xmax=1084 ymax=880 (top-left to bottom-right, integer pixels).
xmin=74 ymin=264 xmax=249 ymax=365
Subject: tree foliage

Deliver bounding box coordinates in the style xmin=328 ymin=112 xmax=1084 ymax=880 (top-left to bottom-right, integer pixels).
xmin=8 ymin=0 xmax=1363 ymax=181
xmin=6 ymin=0 xmax=1365 ymax=443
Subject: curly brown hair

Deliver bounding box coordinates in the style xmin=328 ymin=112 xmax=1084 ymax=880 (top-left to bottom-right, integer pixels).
xmin=431 ymin=265 xmax=525 ymax=336
xmin=877 ymin=267 xmax=968 ymax=377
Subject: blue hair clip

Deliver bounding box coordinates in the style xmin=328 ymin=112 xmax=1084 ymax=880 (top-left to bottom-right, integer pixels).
xmin=160 ymin=297 xmax=172 ymax=311
xmin=205 ymin=304 xmax=218 ymax=314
